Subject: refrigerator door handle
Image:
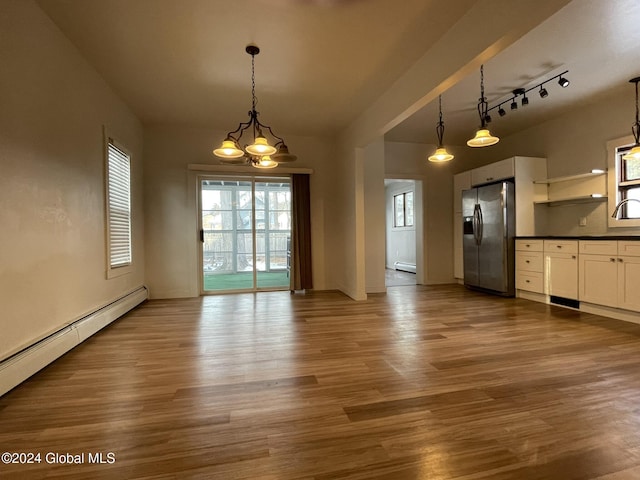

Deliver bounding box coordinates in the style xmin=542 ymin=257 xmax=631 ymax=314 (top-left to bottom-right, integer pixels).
xmin=477 ymin=204 xmax=483 ymax=245
xmin=473 ymin=204 xmax=482 ymax=245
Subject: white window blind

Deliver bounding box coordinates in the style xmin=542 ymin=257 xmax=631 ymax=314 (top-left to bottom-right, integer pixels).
xmin=107 ymin=141 xmax=132 ymax=268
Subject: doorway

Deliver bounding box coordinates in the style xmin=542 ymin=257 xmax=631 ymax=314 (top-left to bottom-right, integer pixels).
xmin=199 ymin=176 xmax=291 ymax=293
xmin=384 ymin=179 xmax=419 ymax=287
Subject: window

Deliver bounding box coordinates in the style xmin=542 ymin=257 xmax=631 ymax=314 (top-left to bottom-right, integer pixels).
xmin=607 ymin=135 xmax=640 ymax=227
xmin=394 ymin=191 xmax=414 ymax=227
xmin=106 ymin=138 xmax=132 ymax=276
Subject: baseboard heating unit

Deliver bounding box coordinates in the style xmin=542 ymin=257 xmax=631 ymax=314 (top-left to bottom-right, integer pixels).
xmin=0 ymin=286 xmax=148 ymax=397
xmin=394 ymin=261 xmax=416 ymax=274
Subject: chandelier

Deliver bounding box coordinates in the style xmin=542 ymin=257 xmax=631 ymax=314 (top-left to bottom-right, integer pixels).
xmin=213 ymin=45 xmax=296 ymax=169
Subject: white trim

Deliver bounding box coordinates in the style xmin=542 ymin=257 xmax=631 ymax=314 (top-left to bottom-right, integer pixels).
xmin=188 ymin=163 xmax=313 ymax=174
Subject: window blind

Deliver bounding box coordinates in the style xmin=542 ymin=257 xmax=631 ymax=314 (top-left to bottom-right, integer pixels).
xmin=107 ymin=142 xmax=132 ymax=268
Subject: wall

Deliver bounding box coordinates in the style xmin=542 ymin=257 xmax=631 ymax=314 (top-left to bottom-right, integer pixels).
xmin=142 ymin=125 xmax=334 ymax=299
xmin=363 ymin=138 xmax=386 ymax=293
xmin=384 ymin=142 xmax=458 ymax=284
xmin=385 ymin=181 xmax=417 ymax=271
xmin=0 ymin=0 xmax=145 ymax=361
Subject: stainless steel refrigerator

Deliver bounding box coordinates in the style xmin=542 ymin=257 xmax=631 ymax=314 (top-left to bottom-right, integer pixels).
xmin=462 ymin=180 xmax=515 ymax=296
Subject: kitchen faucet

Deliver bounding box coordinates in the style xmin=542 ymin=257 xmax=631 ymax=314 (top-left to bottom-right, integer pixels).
xmin=611 ymin=198 xmax=640 ymax=218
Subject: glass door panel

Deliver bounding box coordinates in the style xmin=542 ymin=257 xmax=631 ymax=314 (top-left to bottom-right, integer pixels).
xmin=200 ymin=177 xmax=291 ymax=293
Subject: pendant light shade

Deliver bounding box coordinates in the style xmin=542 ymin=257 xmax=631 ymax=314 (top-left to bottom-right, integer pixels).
xmin=428 ymin=147 xmax=455 ymax=162
xmin=213 ymin=45 xmax=296 ymax=168
xmin=467 ymin=129 xmax=500 ymax=147
xmin=245 ymin=135 xmax=277 ymax=156
xmin=622 ymin=76 xmax=640 ymax=161
xmin=467 ymin=65 xmax=499 ymax=148
xmin=213 ymin=139 xmax=244 ymax=158
xmin=428 ymin=95 xmax=454 ymax=162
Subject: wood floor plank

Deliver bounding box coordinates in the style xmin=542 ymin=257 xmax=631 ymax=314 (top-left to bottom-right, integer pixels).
xmin=2 ymin=285 xmax=640 ymax=479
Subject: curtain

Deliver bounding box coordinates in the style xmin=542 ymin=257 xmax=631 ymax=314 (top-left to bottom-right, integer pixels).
xmin=290 ymin=174 xmax=313 ymax=291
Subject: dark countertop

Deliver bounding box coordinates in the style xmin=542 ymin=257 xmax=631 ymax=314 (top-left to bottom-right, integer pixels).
xmin=517 ymin=235 xmax=640 ymax=240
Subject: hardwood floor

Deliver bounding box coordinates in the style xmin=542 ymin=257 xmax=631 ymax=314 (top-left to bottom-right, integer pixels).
xmin=2 ymin=285 xmax=640 ymax=479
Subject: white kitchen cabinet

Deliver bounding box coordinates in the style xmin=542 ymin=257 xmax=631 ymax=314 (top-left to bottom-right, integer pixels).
xmin=544 ymin=240 xmax=578 ymax=300
xmin=471 ymin=158 xmax=515 ymax=186
xmin=515 ymin=240 xmax=544 ymax=294
xmin=453 ymin=172 xmax=471 ymax=280
xmin=578 ymin=240 xmax=640 ymax=313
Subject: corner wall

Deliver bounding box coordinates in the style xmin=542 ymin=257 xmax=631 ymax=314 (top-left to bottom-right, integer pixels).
xmin=0 ymin=0 xmax=145 ymax=361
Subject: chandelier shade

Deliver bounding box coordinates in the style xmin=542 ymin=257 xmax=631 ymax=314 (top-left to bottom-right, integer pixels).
xmin=213 ymin=45 xmax=296 ymax=168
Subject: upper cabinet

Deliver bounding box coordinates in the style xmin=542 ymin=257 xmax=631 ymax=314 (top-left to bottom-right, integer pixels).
xmin=470 ymin=158 xmax=515 ymax=186
xmin=533 ymin=170 xmax=607 ymax=204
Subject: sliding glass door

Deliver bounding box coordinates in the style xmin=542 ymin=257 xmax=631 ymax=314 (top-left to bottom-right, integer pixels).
xmin=199 ymin=177 xmax=291 ymax=293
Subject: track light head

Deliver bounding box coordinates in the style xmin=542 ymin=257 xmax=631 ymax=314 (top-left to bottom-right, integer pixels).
xmin=522 ymin=95 xmax=529 ymax=106
xmin=539 ymin=86 xmax=548 ymax=98
xmin=498 ymin=106 xmax=506 ymax=117
xmin=510 ymin=99 xmax=518 ymax=110
xmin=558 ymin=76 xmax=570 ymax=88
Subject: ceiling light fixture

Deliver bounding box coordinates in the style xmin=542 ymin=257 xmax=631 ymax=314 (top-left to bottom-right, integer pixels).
xmin=485 ymin=70 xmax=569 ymax=118
xmin=428 ymin=95 xmax=454 ymax=162
xmin=623 ymin=76 xmax=640 ymax=161
xmin=467 ymin=65 xmax=499 ymax=147
xmin=213 ymin=45 xmax=296 ymax=168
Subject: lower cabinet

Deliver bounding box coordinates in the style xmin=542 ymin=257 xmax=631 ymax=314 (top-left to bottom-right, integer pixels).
xmin=544 ymin=240 xmax=578 ymax=299
xmin=579 ymin=240 xmax=640 ymax=311
xmin=515 ymin=239 xmax=543 ymax=293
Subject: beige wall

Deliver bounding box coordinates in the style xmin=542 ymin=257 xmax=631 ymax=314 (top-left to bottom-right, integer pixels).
xmin=142 ymin=125 xmax=335 ymax=299
xmin=363 ymin=138 xmax=386 ymax=293
xmin=0 ymin=0 xmax=145 ymax=360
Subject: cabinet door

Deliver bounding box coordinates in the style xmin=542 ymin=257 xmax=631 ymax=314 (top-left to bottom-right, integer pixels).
xmin=618 ymin=256 xmax=640 ymax=312
xmin=545 ymin=252 xmax=578 ymax=299
xmin=453 ymin=172 xmax=471 ymax=213
xmin=471 ymin=158 xmax=514 ymax=186
xmin=578 ymin=254 xmax=618 ymax=308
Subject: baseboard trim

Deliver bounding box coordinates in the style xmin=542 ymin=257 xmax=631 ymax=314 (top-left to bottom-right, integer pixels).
xmin=0 ymin=286 xmax=148 ymax=397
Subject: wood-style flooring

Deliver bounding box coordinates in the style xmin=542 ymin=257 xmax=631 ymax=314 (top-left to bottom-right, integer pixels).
xmin=2 ymin=285 xmax=640 ymax=479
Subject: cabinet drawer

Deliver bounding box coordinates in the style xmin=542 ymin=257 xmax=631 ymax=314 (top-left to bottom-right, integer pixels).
xmin=544 ymin=240 xmax=578 ymax=254
xmin=516 ymin=239 xmax=543 ymax=252
xmin=516 ymin=271 xmax=543 ymax=293
xmin=579 ymin=240 xmax=617 ymax=255
xmin=516 ymin=251 xmax=543 ymax=272
xmin=618 ymin=241 xmax=640 ymax=257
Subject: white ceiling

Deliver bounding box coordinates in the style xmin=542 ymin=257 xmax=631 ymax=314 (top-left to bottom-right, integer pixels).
xmin=36 ymin=0 xmax=640 ymax=146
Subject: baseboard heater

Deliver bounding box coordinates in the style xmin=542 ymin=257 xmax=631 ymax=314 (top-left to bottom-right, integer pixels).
xmin=394 ymin=261 xmax=416 ymax=274
xmin=0 ymin=286 xmax=148 ymax=397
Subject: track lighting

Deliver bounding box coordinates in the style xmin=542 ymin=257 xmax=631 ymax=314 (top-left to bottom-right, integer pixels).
xmin=485 ymin=70 xmax=569 ymax=119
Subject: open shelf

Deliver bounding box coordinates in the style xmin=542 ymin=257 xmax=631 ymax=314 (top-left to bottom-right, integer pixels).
xmin=534 ymin=170 xmax=606 ymax=185
xmin=534 ymin=170 xmax=607 ymax=205
xmin=534 ymin=194 xmax=607 ymax=205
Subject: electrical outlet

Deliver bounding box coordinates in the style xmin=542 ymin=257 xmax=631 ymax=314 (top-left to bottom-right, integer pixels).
xmin=579 ymin=217 xmax=587 ymax=227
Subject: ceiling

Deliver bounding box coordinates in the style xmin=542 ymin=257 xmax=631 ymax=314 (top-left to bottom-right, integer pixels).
xmin=36 ymin=0 xmax=640 ymax=146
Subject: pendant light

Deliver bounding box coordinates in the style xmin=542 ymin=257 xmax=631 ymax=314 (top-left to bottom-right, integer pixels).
xmin=622 ymin=76 xmax=640 ymax=161
xmin=467 ymin=65 xmax=499 ymax=147
xmin=428 ymin=95 xmax=454 ymax=162
xmin=213 ymin=45 xmax=296 ymax=168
